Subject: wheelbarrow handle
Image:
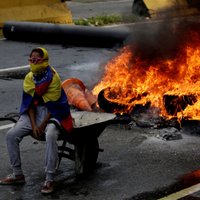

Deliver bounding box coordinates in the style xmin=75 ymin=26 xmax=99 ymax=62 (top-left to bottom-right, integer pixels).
xmin=0 ymin=117 xmax=18 ymax=123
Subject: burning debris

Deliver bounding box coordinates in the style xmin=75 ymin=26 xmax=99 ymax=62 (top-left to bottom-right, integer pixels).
xmin=92 ymin=20 xmax=200 ymax=130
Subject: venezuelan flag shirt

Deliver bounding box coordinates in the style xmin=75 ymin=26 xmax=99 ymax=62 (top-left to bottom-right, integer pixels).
xmin=20 ymin=66 xmax=73 ymax=133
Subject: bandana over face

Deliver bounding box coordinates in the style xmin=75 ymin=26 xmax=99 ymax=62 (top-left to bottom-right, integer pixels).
xmin=30 ymin=47 xmax=49 ymax=74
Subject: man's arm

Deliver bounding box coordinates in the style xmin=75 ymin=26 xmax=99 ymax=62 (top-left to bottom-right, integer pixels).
xmin=28 ymin=106 xmax=39 ymax=137
xmin=38 ymin=112 xmax=51 ymax=133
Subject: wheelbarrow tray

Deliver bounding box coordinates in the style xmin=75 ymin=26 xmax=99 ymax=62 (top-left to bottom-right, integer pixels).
xmin=70 ymin=111 xmax=116 ymax=143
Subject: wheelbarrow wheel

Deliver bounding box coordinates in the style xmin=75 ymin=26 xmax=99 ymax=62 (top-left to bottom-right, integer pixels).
xmin=75 ymin=139 xmax=99 ymax=175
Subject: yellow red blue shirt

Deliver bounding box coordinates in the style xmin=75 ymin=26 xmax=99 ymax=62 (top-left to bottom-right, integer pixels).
xmin=20 ymin=66 xmax=73 ymax=133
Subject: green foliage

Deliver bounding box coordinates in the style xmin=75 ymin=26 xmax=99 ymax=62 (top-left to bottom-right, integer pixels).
xmin=74 ymin=15 xmax=123 ymax=26
xmin=74 ymin=14 xmax=143 ymax=26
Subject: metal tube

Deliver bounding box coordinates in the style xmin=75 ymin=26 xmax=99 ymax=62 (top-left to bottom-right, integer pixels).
xmin=3 ymin=21 xmax=130 ymax=47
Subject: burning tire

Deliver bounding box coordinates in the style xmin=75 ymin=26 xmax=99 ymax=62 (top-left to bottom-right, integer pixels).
xmin=98 ymin=87 xmax=151 ymax=114
xmin=98 ymin=88 xmax=128 ymax=113
xmin=163 ymin=94 xmax=197 ymax=116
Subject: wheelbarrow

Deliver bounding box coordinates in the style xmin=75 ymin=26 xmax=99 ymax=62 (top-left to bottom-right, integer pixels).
xmin=0 ymin=111 xmax=116 ymax=175
xmin=58 ymin=111 xmax=116 ymax=175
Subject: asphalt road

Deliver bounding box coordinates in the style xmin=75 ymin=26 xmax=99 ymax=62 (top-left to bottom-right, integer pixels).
xmin=1 ymin=1 xmax=200 ymax=200
xmin=67 ymin=0 xmax=133 ymax=19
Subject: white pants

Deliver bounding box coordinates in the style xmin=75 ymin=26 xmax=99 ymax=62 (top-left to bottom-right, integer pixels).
xmin=6 ymin=106 xmax=60 ymax=181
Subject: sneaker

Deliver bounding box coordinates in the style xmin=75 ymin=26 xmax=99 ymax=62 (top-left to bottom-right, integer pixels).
xmin=0 ymin=174 xmax=25 ymax=185
xmin=41 ymin=181 xmax=55 ymax=194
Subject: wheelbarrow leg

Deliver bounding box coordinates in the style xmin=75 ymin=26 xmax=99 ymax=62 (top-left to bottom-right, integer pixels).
xmin=57 ymin=140 xmax=75 ymax=170
xmin=57 ymin=140 xmax=67 ymax=169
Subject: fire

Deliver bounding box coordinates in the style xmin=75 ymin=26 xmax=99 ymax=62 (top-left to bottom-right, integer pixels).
xmin=93 ymin=23 xmax=200 ymax=120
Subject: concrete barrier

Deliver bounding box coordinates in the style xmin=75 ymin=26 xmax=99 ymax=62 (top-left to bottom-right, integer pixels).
xmin=0 ymin=0 xmax=73 ymax=28
xmin=133 ymin=0 xmax=200 ymax=17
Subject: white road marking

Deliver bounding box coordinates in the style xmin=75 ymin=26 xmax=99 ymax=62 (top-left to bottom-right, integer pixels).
xmin=0 ymin=123 xmax=14 ymax=130
xmin=0 ymin=65 xmax=29 ymax=72
xmin=158 ymin=182 xmax=200 ymax=200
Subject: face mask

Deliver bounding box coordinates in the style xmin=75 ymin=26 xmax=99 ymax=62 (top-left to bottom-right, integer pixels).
xmin=30 ymin=60 xmax=49 ymax=74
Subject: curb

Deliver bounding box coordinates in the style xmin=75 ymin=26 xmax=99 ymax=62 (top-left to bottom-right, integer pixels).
xmin=0 ymin=65 xmax=29 ymax=78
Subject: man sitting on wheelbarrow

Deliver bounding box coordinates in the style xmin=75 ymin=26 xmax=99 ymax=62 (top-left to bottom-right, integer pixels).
xmin=0 ymin=47 xmax=73 ymax=194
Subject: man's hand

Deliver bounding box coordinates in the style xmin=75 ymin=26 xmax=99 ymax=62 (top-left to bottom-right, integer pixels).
xmin=38 ymin=121 xmax=47 ymax=134
xmin=32 ymin=125 xmax=44 ymax=139
xmin=28 ymin=107 xmax=51 ymax=140
xmin=32 ymin=117 xmax=49 ymax=139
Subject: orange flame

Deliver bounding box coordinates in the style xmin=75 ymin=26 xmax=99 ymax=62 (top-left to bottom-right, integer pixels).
xmin=93 ymin=24 xmax=200 ymax=120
